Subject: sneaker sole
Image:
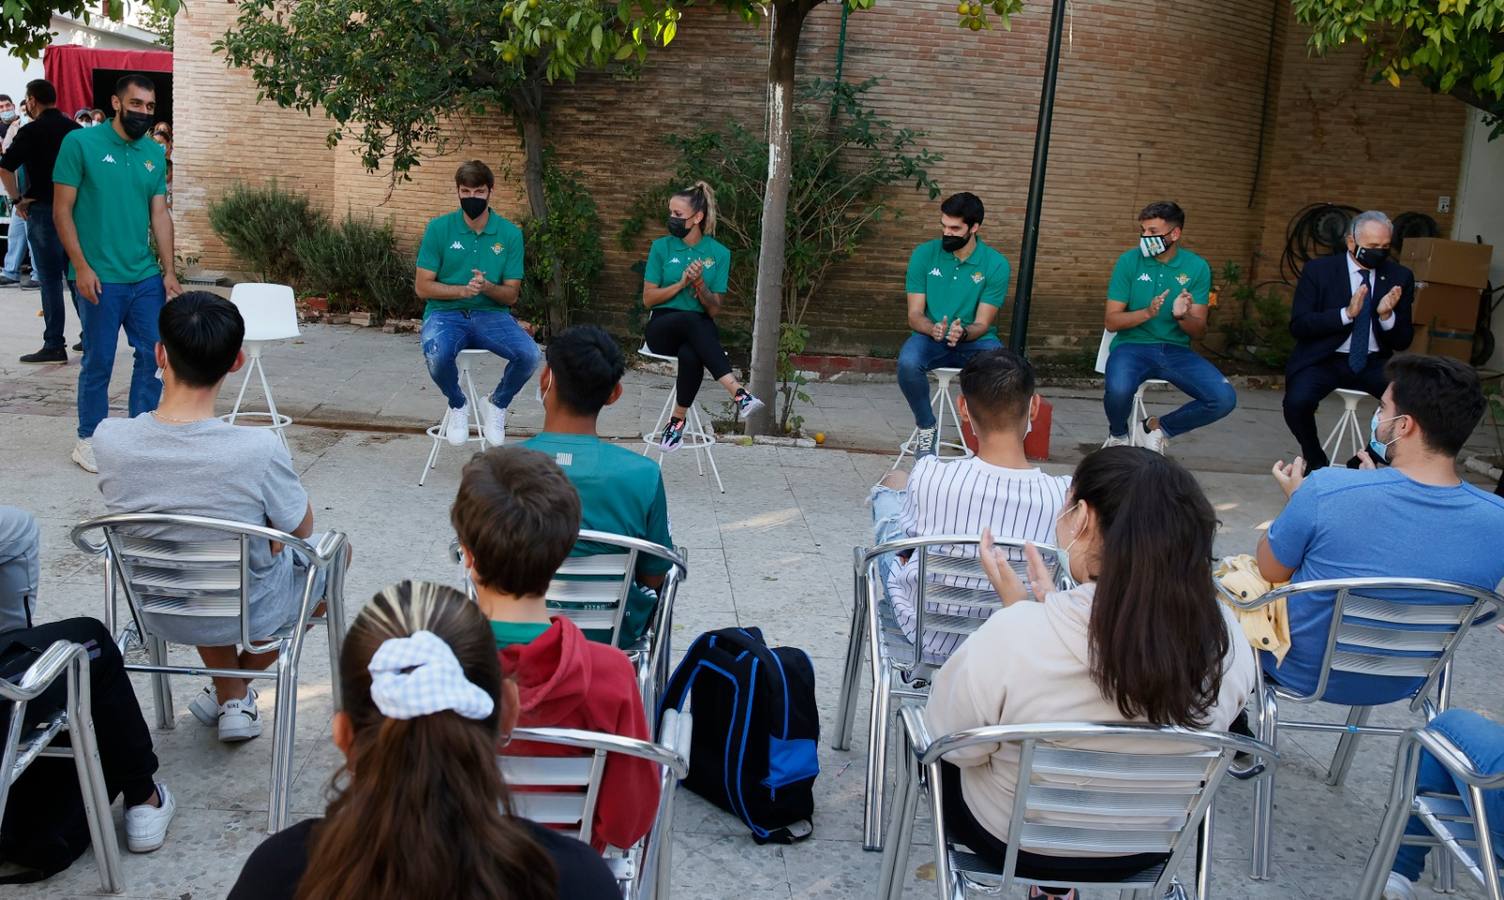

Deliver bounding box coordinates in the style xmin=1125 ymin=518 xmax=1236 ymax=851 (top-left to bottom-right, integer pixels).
xmin=71 ymin=451 xmax=97 ymax=473
xmin=218 ymin=720 xmax=263 ymax=742
xmin=188 ymin=695 xmax=218 ymax=726
xmin=19 ymin=357 xmax=66 ymax=365
xmin=659 ymin=440 xmax=683 ymax=453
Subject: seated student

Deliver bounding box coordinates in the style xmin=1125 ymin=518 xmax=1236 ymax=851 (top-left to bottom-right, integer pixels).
xmin=872 ymin=348 xmax=1071 ymax=664
xmin=1382 ymin=709 xmax=1504 ymax=900
xmin=926 ymin=447 xmax=1256 ymax=898
xmin=0 ymin=506 xmax=40 ymax=635
xmin=226 ymin=580 xmax=619 ymax=900
xmin=452 ymin=447 xmax=659 ymax=852
xmin=92 ymin=292 xmax=350 ymax=744
xmin=522 ymin=325 xmax=673 ymax=649
xmin=1259 ymin=354 xmax=1504 ymax=706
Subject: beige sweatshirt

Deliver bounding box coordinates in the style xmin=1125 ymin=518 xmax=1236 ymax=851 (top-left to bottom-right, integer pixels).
xmin=924 ymin=582 xmax=1257 ymax=850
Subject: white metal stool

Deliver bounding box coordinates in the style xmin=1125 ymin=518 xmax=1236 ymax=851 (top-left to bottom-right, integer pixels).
xmin=891 ymin=367 xmax=973 ymax=471
xmin=640 ymin=345 xmax=725 ymax=494
xmin=1321 ymin=388 xmax=1370 ymax=464
xmin=223 ymin=282 xmax=298 ymax=448
xmin=418 ymin=349 xmax=495 ymax=486
xmin=1130 ymin=379 xmax=1172 ymax=447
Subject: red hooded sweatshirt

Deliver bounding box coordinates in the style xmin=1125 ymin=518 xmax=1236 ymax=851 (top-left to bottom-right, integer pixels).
xmin=499 ymin=616 xmax=660 ymax=851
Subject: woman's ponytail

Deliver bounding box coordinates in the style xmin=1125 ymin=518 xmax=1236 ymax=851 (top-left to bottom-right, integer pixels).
xmin=675 ymin=180 xmax=718 ymax=236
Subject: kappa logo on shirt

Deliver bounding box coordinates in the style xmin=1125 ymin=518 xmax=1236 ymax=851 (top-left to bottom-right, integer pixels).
xmin=449 ymin=241 xmax=465 ymax=250
xmin=669 ymin=257 xmax=681 ymax=264
xmin=929 ymin=267 xmax=942 ymax=277
xmin=101 ymin=154 xmax=117 ymax=165
xmin=1137 ymin=273 xmax=1153 ymax=283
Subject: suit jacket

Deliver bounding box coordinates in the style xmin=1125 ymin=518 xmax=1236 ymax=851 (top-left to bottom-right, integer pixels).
xmin=1286 ymin=253 xmax=1415 ymax=376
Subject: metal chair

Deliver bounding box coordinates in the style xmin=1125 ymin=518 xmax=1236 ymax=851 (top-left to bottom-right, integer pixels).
xmin=452 ymin=531 xmax=688 ymax=715
xmin=891 ymin=367 xmax=973 ymax=471
xmin=1218 ymin=576 xmax=1504 ymax=880
xmin=639 ymin=345 xmax=724 ymax=493
xmin=1359 ymin=724 xmax=1504 ymax=900
xmin=223 ymin=282 xmax=299 ymax=448
xmin=502 ymin=712 xmax=692 ymax=899
xmin=1321 ymin=388 xmax=1371 ymax=464
xmin=1095 ymin=328 xmax=1171 ymax=448
xmin=419 ymin=348 xmax=497 ymax=486
xmin=0 ymin=640 xmax=123 ymax=892
xmin=70 ymin=512 xmax=350 ymax=833
xmin=878 ymin=707 xmax=1274 ymax=900
xmin=833 ymin=534 xmax=1073 ymax=850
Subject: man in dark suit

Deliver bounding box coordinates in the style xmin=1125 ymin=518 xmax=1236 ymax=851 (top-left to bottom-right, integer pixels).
xmin=1283 ymin=210 xmax=1414 ymax=469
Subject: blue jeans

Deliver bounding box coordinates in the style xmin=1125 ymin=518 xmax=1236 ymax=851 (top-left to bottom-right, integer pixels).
xmin=1393 ymin=710 xmax=1504 ymax=882
xmin=0 ymin=506 xmax=39 ymax=635
xmin=420 ymin=309 xmax=539 ymax=410
xmin=77 ymin=276 xmax=165 ymax=439
xmin=896 ymin=332 xmax=1004 ymax=428
xmin=26 ymin=203 xmax=81 ymax=351
xmin=1103 ymin=341 xmax=1236 ymax=438
xmin=3 ymin=210 xmax=28 ymax=279
xmin=870 ymin=484 xmax=907 ymax=587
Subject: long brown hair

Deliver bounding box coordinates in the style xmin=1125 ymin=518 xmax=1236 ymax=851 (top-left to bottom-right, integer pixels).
xmin=296 ymin=580 xmax=557 ymax=900
xmin=1074 ymin=447 xmax=1229 ymax=728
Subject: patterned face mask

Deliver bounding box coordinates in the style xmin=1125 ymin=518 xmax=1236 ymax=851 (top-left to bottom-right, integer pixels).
xmin=1139 ymin=233 xmax=1172 ymax=258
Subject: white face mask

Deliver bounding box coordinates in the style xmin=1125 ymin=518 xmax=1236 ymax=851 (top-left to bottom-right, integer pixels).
xmin=534 ymin=372 xmax=550 ymax=405
xmin=1368 ymin=410 xmax=1407 ymax=463
xmin=1057 ymin=501 xmax=1083 ymax=556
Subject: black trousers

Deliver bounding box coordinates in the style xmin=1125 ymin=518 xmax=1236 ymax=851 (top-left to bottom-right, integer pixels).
xmin=0 ymin=617 xmax=159 ymax=813
xmin=1282 ymin=354 xmax=1389 ymax=469
xmin=644 ymin=309 xmax=734 ymax=408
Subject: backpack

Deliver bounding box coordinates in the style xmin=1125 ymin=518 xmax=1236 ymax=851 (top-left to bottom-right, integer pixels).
xmin=658 ymin=627 xmax=819 ymax=844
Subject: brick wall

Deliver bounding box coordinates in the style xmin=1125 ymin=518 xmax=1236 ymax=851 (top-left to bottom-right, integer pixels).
xmin=173 ymin=1 xmax=1468 ymax=357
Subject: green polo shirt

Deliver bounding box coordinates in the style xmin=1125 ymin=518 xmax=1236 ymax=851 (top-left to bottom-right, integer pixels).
xmin=521 ymin=432 xmax=673 ymax=649
xmin=644 ymin=233 xmax=731 ymax=314
xmin=51 ymin=124 xmax=166 ymax=283
xmin=904 ymin=237 xmax=1011 ymax=341
xmin=1106 ymin=246 xmax=1212 ymax=349
xmin=490 ymin=619 xmax=551 ymax=650
xmin=415 ymin=208 xmax=525 ymax=320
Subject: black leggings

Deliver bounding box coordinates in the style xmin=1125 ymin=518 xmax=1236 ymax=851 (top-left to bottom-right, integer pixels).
xmin=644 ymin=309 xmax=734 ymax=409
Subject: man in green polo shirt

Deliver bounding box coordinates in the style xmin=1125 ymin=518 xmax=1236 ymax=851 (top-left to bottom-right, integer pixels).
xmin=53 ymin=73 xmax=181 ymax=473
xmin=900 ymin=192 xmax=1010 ymax=458
xmin=416 ymin=159 xmax=538 ymax=447
xmin=1102 ymin=200 xmax=1235 ymax=454
xmin=522 ymin=325 xmax=673 ymax=649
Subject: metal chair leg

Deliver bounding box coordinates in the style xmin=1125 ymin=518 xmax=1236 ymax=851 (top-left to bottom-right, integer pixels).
xmin=147 ymin=636 xmax=174 ymax=730
xmin=68 ymin=653 xmax=124 ymax=893
xmin=418 ymin=409 xmax=447 ymax=486
xmin=1325 ymin=705 xmax=1372 ymax=786
xmin=877 ymin=738 xmax=918 ymax=900
xmin=863 ymin=665 xmax=894 ymax=851
xmin=1250 ymin=687 xmax=1278 ymax=880
xmin=833 ymin=566 xmax=867 ymax=751
xmin=267 ymin=649 xmax=299 ymax=832
xmin=324 ymin=559 xmax=347 ymax=712
xmin=1196 ymin=805 xmax=1213 ymax=900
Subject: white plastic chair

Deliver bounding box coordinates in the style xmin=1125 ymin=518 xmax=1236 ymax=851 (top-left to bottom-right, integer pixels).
xmin=419 ymin=349 xmax=495 ymax=486
xmin=891 ymin=367 xmax=973 ymax=471
xmin=1321 ymin=388 xmax=1371 ymax=464
xmin=639 ymin=345 xmax=724 ymax=493
xmin=1095 ymin=329 xmax=1170 ymax=447
xmin=223 ymin=283 xmax=299 ymax=448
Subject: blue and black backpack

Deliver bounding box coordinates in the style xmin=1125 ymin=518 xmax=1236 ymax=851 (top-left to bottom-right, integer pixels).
xmin=659 ymin=627 xmax=819 ymax=844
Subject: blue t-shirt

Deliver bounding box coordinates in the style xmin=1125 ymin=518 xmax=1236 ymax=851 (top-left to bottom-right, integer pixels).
xmin=1266 ymin=467 xmax=1504 ymax=705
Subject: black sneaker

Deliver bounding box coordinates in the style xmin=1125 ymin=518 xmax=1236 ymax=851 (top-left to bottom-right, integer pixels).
xmin=0 ymin=275 xmax=16 ymax=286
xmin=913 ymin=426 xmax=938 ymax=459
xmin=72 ymin=341 xmax=84 ymax=353
xmin=18 ymin=276 xmax=37 ymax=290
xmin=19 ymin=347 xmax=66 ymax=364
xmin=659 ymin=416 xmax=686 ymax=452
xmin=733 ymin=388 xmax=764 ymax=419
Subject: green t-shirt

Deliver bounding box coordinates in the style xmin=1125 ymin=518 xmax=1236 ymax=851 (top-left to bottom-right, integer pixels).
xmin=1106 ymin=246 xmax=1212 ymax=349
xmin=904 ymin=237 xmax=1011 ymax=341
xmin=521 ymin=432 xmax=673 ymax=648
xmin=643 ymin=233 xmax=731 ymax=313
xmin=51 ymin=124 xmax=166 ymax=283
xmin=490 ymin=619 xmax=551 ymax=650
xmin=415 ymin=208 xmax=525 ymax=320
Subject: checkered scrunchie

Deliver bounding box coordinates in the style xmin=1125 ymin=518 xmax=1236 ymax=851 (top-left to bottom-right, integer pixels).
xmin=367 ymin=630 xmax=494 ymax=721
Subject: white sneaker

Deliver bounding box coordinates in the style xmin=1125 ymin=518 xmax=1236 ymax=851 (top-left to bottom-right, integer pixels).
xmin=125 ymin=783 xmax=175 ymax=852
xmin=71 ymin=437 xmax=97 ymax=473
xmin=1143 ymin=428 xmax=1170 ymax=455
xmin=482 ymin=400 xmax=506 ymax=445
xmin=1383 ymin=872 xmax=1417 ymax=900
xmin=444 ymin=402 xmax=470 ymax=446
xmin=217 ymin=692 xmax=263 ymax=743
xmin=1101 ymin=434 xmax=1132 ymax=449
xmin=188 ymin=684 xmax=219 ymax=726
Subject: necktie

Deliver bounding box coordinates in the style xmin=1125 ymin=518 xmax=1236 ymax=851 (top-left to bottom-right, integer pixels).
xmin=1349 ymin=269 xmax=1372 ymax=373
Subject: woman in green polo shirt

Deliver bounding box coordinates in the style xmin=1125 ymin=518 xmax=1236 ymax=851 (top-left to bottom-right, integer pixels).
xmin=641 ymin=181 xmax=763 ymax=451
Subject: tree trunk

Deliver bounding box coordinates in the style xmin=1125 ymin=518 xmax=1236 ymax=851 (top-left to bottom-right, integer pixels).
xmin=514 ymin=87 xmax=567 ymax=336
xmin=745 ymin=1 xmax=810 ymax=435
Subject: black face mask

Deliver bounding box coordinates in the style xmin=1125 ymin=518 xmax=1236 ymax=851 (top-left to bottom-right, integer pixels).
xmin=119 ymin=110 xmax=153 ymax=140
xmin=941 ymin=232 xmax=970 ymax=254
xmin=460 ymin=196 xmax=488 ymax=219
xmin=667 ymin=215 xmax=691 ymax=239
xmin=1353 ymin=245 xmax=1389 ymax=269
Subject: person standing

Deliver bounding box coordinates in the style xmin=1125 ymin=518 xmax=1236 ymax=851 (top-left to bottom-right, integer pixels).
xmin=898 ymin=192 xmax=1009 ymax=458
xmin=1101 ymin=201 xmax=1235 ymax=454
xmin=53 ymin=73 xmax=181 ymax=473
xmin=2 ymin=78 xmax=82 ymax=364
xmin=415 ymin=159 xmax=538 ymax=447
xmin=1282 ymin=210 xmax=1414 ymax=469
xmin=0 ymin=92 xmax=34 ymax=290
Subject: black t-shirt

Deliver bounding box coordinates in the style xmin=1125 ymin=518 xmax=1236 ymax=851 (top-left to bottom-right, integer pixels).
xmin=225 ymin=816 xmax=621 ymax=900
xmin=0 ymin=109 xmax=82 ymax=202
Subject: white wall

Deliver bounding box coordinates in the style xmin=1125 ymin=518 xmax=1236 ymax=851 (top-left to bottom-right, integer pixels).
xmin=1452 ymin=108 xmax=1504 ymax=370
xmin=0 ymin=14 xmax=161 ymax=110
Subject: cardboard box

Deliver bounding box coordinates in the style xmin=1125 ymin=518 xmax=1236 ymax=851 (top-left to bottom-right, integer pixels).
xmin=1400 ymin=237 xmax=1494 ymax=289
xmin=1429 ymin=332 xmax=1475 ymax=364
xmin=1409 ymin=323 xmax=1429 ymax=355
xmin=1412 ymin=282 xmax=1481 ymax=334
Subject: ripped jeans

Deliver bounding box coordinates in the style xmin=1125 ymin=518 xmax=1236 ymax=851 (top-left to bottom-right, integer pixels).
xmin=420 ymin=308 xmax=540 ymax=410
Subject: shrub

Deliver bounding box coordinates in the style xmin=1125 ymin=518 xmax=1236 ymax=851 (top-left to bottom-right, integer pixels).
xmin=207 ymin=181 xmax=326 ymax=284
xmin=518 ymin=152 xmax=604 ymax=340
xmin=294 ymin=211 xmax=419 ymax=321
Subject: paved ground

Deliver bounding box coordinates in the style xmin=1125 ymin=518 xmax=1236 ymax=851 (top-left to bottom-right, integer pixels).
xmin=2 ymin=289 xmax=1503 ymax=898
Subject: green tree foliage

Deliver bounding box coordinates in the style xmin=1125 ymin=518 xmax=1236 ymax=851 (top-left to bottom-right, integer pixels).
xmin=0 ymin=0 xmax=179 ymax=62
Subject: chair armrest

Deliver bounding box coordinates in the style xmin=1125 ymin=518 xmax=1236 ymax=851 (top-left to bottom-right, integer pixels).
xmin=898 ymin=703 xmax=935 ymax=759
xmin=0 ymin=641 xmax=81 ymax=701
xmin=1415 ymin=727 xmax=1504 ymax=791
xmin=309 ymin=530 xmax=349 ymax=567
xmin=659 ymin=709 xmax=693 ymax=780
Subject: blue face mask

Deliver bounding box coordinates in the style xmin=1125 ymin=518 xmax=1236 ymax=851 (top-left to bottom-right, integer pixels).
xmin=1368 ymin=410 xmax=1404 ymax=462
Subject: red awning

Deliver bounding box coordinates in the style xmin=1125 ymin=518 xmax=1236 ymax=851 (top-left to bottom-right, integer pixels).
xmin=43 ymin=44 xmax=171 ymax=117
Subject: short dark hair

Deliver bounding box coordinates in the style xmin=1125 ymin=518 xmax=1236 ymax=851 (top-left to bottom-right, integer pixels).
xmin=940 ymin=192 xmax=985 ymax=228
xmin=0 ymin=94 xmax=12 ymax=105
xmin=24 ymin=79 xmax=55 ymax=107
xmin=1385 ymin=354 xmax=1486 ymax=457
xmin=455 ymin=160 xmax=494 ymax=190
xmin=157 ymin=292 xmax=245 ymax=388
xmin=1138 ymin=201 xmax=1185 ymax=231
xmin=452 ymin=447 xmax=580 ymax=597
xmin=959 ymin=348 xmax=1035 ymax=433
xmin=114 ymin=74 xmax=156 ymax=97
xmin=545 ymin=325 xmax=625 ymax=416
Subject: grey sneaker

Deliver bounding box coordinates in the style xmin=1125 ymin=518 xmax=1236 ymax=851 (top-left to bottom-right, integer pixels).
xmin=913 ymin=426 xmax=938 ymax=459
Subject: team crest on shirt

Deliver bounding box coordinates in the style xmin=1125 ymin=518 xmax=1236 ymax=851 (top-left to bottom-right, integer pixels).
xmin=491 ymin=243 xmax=503 ymax=254
xmin=449 ymin=241 xmax=465 ymax=250
xmin=970 ymin=271 xmax=984 ymax=284
xmin=702 ymin=258 xmax=715 ymax=269
xmin=143 ymin=160 xmax=155 ymax=173
xmin=1176 ymin=273 xmax=1190 ymax=286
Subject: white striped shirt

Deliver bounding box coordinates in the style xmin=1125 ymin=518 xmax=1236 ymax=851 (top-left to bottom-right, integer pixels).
xmin=885 ymin=454 xmax=1071 ymax=664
